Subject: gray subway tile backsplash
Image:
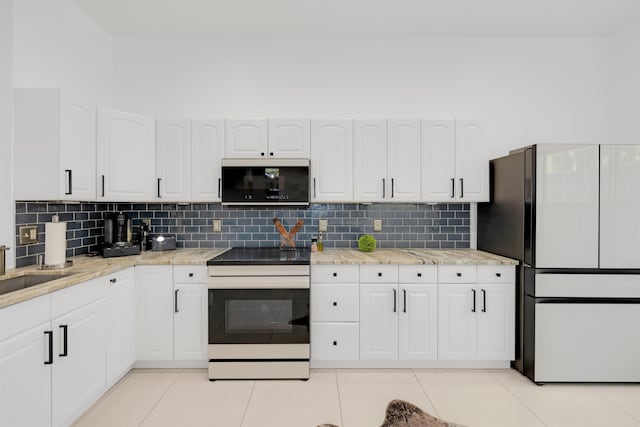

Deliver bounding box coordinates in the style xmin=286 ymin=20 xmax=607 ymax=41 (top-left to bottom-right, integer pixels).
xmin=15 ymin=201 xmax=471 ymax=268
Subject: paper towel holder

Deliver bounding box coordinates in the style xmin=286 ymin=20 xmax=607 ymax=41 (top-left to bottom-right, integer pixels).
xmin=36 ymin=254 xmax=73 ymax=270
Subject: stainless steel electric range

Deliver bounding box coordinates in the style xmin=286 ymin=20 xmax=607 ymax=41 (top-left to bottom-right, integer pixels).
xmin=206 ymin=247 xmax=310 ymax=380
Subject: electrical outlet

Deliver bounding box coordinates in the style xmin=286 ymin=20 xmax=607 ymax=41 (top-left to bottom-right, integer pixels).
xmin=373 ymin=219 xmax=383 ymax=232
xmin=212 ymin=219 xmax=222 ymax=233
xmin=318 ymin=219 xmax=328 ymax=232
xmin=19 ymin=225 xmax=38 ymax=245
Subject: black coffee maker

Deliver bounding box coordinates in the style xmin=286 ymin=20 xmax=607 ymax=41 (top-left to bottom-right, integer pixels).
xmin=102 ymin=212 xmax=141 ymax=257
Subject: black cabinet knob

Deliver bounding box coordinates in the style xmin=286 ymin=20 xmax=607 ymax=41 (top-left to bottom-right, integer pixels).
xmin=333 ymin=301 xmax=337 ymax=306
xmin=378 ymin=272 xmax=382 ymax=277
xmin=188 ymin=273 xmax=194 ymax=277
xmin=110 ymin=278 xmax=116 ymax=284
xmin=260 ymin=152 xmax=265 ymax=156
xmin=333 ymin=272 xmax=337 ymax=277
xmin=270 ymin=152 xmax=274 ymax=156
xmin=417 ymin=273 xmax=422 ymax=277
xmin=456 ymin=272 xmax=462 ymax=277
xmin=496 ymin=273 xmax=501 ymax=277
xmin=333 ymin=341 xmax=337 ymax=346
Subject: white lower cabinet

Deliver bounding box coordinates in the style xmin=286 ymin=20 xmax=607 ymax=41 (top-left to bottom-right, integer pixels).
xmin=136 ymin=265 xmax=208 ymax=363
xmin=105 ymin=268 xmax=136 ymax=386
xmin=0 ymin=295 xmax=52 ymax=427
xmin=360 ymin=283 xmax=398 ymax=360
xmin=398 ymin=284 xmax=438 ymax=360
xmin=51 ymin=297 xmax=107 ymax=427
xmin=310 ymin=266 xmax=359 ymax=361
xmin=438 ymin=265 xmax=515 ymax=361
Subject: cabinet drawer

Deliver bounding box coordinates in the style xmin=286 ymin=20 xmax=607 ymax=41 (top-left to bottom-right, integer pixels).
xmin=311 ymin=322 xmax=359 ymax=361
xmin=311 ymin=265 xmax=359 ymax=283
xmin=399 ymin=265 xmax=437 ymax=283
xmin=51 ymin=277 xmax=106 ymax=319
xmin=173 ymin=265 xmax=207 ymax=283
xmin=360 ymin=265 xmax=399 ymax=283
xmin=477 ymin=265 xmax=515 ymax=283
xmin=311 ymin=284 xmax=358 ymax=322
xmin=438 ymin=265 xmax=477 ymax=283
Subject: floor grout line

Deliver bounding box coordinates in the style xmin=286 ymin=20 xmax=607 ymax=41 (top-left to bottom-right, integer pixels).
xmin=411 ymin=369 xmax=441 ymax=419
xmin=334 ymin=369 xmax=345 ymax=427
xmin=137 ymin=368 xmax=183 ymax=427
xmin=238 ymin=380 xmax=257 ymax=427
xmin=490 ymin=370 xmax=549 ymax=427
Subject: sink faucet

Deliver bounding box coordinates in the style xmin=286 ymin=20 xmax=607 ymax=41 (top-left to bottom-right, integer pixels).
xmin=0 ymin=245 xmax=10 ymax=276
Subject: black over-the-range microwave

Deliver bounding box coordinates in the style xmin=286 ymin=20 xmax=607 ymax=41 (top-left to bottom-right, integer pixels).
xmin=220 ymin=158 xmax=310 ymax=206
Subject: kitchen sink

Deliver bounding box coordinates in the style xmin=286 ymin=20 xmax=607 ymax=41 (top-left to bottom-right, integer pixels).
xmin=0 ymin=273 xmax=71 ymax=296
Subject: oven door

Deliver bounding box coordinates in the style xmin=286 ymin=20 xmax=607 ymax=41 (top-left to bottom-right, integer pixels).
xmin=208 ymin=288 xmax=309 ymax=345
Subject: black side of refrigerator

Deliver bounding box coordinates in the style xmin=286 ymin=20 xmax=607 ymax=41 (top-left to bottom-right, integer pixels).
xmin=478 ymin=146 xmax=536 ymax=373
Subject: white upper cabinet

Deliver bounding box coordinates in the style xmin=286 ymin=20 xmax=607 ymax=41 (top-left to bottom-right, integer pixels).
xmin=354 ymin=120 xmax=387 ymax=202
xmin=224 ymin=119 xmax=268 ymax=158
xmin=268 ymin=119 xmax=311 ymax=158
xmin=600 ymin=145 xmax=640 ymax=268
xmin=191 ymin=119 xmax=224 ymax=202
xmin=387 ymin=120 xmax=421 ymax=202
xmin=156 ymin=119 xmax=191 ymax=201
xmin=455 ymin=120 xmax=489 ymax=201
xmin=421 ymin=119 xmax=488 ymax=202
xmin=535 ymin=144 xmax=599 ymax=269
xmin=14 ymin=88 xmax=96 ymax=201
xmin=97 ymin=108 xmax=156 ymax=201
xmin=311 ymin=120 xmax=354 ymax=202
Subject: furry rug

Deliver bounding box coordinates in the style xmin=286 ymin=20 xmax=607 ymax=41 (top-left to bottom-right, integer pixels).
xmin=318 ymin=399 xmax=465 ymax=427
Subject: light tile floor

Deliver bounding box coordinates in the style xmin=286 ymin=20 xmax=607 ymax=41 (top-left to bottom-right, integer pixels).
xmin=73 ymin=368 xmax=640 ymax=427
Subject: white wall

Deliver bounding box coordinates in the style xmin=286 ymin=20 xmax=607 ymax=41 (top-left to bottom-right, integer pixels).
xmin=115 ymin=36 xmax=609 ymax=157
xmin=13 ymin=0 xmax=115 ymax=105
xmin=0 ymin=0 xmax=14 ymax=268
xmin=609 ymin=17 xmax=640 ymax=144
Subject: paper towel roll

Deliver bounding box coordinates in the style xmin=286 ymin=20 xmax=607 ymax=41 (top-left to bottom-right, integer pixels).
xmin=45 ymin=220 xmax=67 ymax=266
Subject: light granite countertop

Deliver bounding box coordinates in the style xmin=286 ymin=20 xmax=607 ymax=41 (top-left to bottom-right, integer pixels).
xmin=310 ymin=248 xmax=518 ymax=266
xmin=0 ymin=249 xmax=228 ymax=309
xmin=0 ymin=247 xmax=516 ymax=309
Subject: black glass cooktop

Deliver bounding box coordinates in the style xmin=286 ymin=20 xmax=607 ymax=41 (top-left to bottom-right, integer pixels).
xmin=207 ymin=247 xmax=311 ymax=266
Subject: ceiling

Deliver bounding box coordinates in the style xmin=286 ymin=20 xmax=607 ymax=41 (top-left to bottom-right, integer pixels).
xmin=73 ymin=0 xmax=640 ymax=37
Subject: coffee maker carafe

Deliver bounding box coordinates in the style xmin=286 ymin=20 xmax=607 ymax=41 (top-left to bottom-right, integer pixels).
xmin=102 ymin=212 xmax=141 ymax=257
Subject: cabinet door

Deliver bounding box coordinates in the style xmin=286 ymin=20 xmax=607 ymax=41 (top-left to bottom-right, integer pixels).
xmin=0 ymin=322 xmax=51 ymax=427
xmin=173 ymin=283 xmax=208 ymax=360
xmin=60 ymin=94 xmax=96 ymax=200
xmin=438 ymin=284 xmax=476 ymax=360
xmin=97 ymin=108 xmax=156 ymax=201
xmin=52 ymin=298 xmax=106 ymax=427
xmin=225 ymin=119 xmax=268 ymax=158
xmin=106 ymin=268 xmax=135 ymax=386
xmin=600 ymin=145 xmax=640 ymax=268
xmin=135 ymin=266 xmax=174 ymax=361
xmin=399 ymin=284 xmax=437 ymax=360
xmin=156 ymin=119 xmax=191 ymax=201
xmin=268 ymin=119 xmax=311 ymax=158
xmin=535 ymin=144 xmax=599 ymax=268
xmin=359 ymin=284 xmax=398 ymax=360
xmin=191 ymin=119 xmax=224 ymax=201
xmin=421 ymin=119 xmax=456 ymax=201
xmin=387 ymin=120 xmax=421 ymax=201
xmin=477 ymin=283 xmax=515 ymax=361
xmin=354 ymin=119 xmax=387 ymax=202
xmin=311 ymin=120 xmax=353 ymax=202
xmin=455 ymin=120 xmax=489 ymax=201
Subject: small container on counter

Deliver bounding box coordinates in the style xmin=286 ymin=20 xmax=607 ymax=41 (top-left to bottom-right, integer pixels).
xmin=317 ymin=232 xmax=324 ymax=251
xmin=311 ymin=238 xmax=318 ymax=252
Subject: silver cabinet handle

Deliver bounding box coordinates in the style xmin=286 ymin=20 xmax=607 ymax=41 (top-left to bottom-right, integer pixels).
xmin=450 ymin=178 xmax=455 ymax=198
xmin=471 ymin=289 xmax=476 ymax=312
xmin=382 ymin=178 xmax=386 ymax=198
xmin=460 ymin=178 xmax=464 ymax=198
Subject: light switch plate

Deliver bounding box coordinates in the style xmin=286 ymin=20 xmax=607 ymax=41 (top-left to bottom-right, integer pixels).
xmin=318 ymin=219 xmax=328 ymax=232
xmin=19 ymin=225 xmax=38 ymax=245
xmin=212 ymin=219 xmax=222 ymax=233
xmin=373 ymin=219 xmax=383 ymax=232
